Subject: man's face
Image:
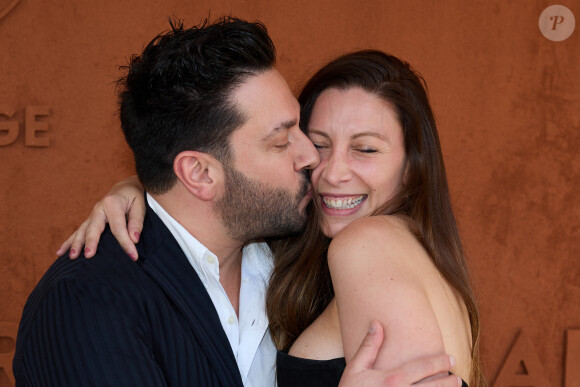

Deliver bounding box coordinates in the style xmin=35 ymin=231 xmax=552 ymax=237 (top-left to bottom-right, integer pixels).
xmin=214 ymin=69 xmax=319 ymax=241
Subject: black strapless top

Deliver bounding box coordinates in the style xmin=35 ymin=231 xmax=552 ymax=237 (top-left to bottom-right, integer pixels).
xmin=276 ymin=351 xmax=468 ymax=387
xmin=277 ymin=351 xmax=346 ymax=386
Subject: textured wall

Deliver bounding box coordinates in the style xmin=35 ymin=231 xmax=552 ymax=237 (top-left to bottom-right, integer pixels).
xmin=0 ymin=1 xmax=578 ymax=386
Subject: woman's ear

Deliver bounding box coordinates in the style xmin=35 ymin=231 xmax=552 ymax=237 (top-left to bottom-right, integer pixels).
xmin=173 ymin=151 xmax=223 ymax=201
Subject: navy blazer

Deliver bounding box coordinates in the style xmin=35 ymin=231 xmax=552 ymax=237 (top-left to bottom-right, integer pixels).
xmin=13 ymin=203 xmax=244 ymax=386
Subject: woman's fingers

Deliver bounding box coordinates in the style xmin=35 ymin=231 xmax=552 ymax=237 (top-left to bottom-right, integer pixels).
xmin=106 ymin=177 xmax=146 ymax=259
xmin=56 ymin=231 xmax=78 ymax=258
xmin=56 ymin=176 xmax=146 ymax=261
xmin=105 ymin=196 xmax=139 ymax=261
xmin=82 ymin=204 xmax=108 ymax=258
xmin=68 ymin=219 xmax=91 ymax=259
xmin=399 ymin=355 xmax=457 ymax=385
xmin=350 ymin=321 xmax=383 ymax=370
xmin=339 ymin=321 xmax=460 ymax=387
xmin=127 ymin=196 xmax=146 ymax=245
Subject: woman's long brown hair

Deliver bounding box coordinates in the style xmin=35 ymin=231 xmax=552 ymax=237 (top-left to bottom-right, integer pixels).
xmin=265 ymin=50 xmax=485 ymax=386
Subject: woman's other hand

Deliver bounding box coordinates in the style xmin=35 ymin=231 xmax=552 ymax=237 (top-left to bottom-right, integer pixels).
xmin=56 ymin=176 xmax=146 ymax=261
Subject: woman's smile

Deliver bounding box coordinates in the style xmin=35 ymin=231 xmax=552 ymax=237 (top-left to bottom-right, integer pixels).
xmin=320 ymin=194 xmax=366 ymax=212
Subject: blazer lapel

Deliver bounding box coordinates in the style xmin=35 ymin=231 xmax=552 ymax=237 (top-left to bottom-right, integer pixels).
xmin=136 ymin=203 xmax=243 ymax=387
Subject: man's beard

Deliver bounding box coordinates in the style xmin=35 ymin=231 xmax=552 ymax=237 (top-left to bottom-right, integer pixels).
xmin=214 ymin=162 xmax=309 ymax=242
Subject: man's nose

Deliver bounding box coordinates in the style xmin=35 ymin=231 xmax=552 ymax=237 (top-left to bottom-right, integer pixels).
xmin=294 ymin=131 xmax=320 ymax=171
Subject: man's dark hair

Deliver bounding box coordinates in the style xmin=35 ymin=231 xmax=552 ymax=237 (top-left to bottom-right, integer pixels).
xmin=118 ymin=17 xmax=276 ymax=193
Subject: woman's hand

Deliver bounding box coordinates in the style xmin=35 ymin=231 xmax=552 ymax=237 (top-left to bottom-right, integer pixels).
xmin=339 ymin=321 xmax=460 ymax=387
xmin=56 ymin=176 xmax=146 ymax=261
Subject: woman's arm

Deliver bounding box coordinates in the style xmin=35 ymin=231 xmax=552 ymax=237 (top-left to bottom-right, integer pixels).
xmin=328 ymin=215 xmax=447 ymax=377
xmin=339 ymin=321 xmax=461 ymax=387
xmin=56 ymin=176 xmax=146 ymax=260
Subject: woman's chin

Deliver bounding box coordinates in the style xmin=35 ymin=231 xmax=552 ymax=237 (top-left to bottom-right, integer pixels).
xmin=321 ymin=220 xmax=350 ymax=239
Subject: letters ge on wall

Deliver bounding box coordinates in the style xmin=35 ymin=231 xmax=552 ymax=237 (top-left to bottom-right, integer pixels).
xmin=0 ymin=105 xmax=51 ymax=147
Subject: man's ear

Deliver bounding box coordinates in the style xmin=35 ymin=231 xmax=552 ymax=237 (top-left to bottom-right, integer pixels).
xmin=173 ymin=151 xmax=223 ymax=201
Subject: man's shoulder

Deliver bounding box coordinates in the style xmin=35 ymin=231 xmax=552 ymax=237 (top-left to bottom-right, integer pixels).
xmin=16 ymin=226 xmax=166 ymax=349
xmin=25 ymin=227 xmax=154 ymax=315
xmin=54 ymin=227 xmax=143 ymax=286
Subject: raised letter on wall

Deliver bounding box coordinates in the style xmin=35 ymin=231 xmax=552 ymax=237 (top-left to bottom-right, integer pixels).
xmin=566 ymin=329 xmax=580 ymax=387
xmin=24 ymin=105 xmax=50 ymax=147
xmin=493 ymin=330 xmax=551 ymax=387
xmin=0 ymin=322 xmax=17 ymax=387
xmin=0 ymin=105 xmax=18 ymax=146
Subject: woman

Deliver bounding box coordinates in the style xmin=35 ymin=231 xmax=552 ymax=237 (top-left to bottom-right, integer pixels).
xmin=60 ymin=50 xmax=484 ymax=386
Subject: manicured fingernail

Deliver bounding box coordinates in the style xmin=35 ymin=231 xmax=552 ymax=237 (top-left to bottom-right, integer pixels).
xmin=84 ymin=247 xmax=91 ymax=256
xmin=70 ymin=248 xmax=76 ymax=257
xmin=449 ymin=355 xmax=456 ymax=368
xmin=129 ymin=252 xmax=137 ymax=261
xmin=134 ymin=231 xmax=140 ymax=241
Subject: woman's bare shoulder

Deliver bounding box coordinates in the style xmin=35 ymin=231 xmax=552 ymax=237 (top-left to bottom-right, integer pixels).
xmin=328 ymin=215 xmax=426 ymax=270
xmin=327 ymin=216 xmax=446 ymax=366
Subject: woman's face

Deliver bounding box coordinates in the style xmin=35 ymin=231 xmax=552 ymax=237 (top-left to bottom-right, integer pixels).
xmin=308 ymin=87 xmax=406 ymax=238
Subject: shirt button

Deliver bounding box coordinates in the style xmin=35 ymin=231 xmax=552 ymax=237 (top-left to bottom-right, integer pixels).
xmin=228 ymin=316 xmax=235 ymax=324
xmin=206 ymin=255 xmax=215 ymax=264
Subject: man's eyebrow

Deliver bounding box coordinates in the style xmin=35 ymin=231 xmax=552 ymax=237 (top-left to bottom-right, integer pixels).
xmin=262 ymin=119 xmax=297 ymax=141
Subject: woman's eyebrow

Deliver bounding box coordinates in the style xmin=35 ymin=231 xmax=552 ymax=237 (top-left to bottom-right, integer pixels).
xmin=309 ymin=129 xmax=386 ymax=141
xmin=307 ymin=129 xmax=330 ymax=139
xmin=351 ymin=131 xmax=386 ymax=141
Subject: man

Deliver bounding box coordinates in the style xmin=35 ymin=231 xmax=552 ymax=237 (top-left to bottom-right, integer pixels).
xmin=15 ymin=18 xmax=459 ymax=386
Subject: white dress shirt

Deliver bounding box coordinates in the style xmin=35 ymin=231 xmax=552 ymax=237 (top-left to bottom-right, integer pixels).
xmin=147 ymin=194 xmax=277 ymax=386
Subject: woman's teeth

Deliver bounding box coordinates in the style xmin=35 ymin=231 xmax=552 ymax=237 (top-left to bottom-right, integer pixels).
xmin=323 ymin=195 xmax=365 ymax=210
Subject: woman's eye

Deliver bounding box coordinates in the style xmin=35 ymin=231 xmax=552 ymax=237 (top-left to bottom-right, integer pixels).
xmin=313 ymin=143 xmax=328 ymax=150
xmin=356 ymin=148 xmax=377 ymax=153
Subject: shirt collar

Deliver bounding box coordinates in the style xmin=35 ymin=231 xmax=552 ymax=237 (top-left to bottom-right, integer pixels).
xmin=146 ymin=193 xmax=273 ymax=283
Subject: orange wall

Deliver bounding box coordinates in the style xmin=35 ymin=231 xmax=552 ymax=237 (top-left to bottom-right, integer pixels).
xmin=0 ymin=1 xmax=578 ymax=386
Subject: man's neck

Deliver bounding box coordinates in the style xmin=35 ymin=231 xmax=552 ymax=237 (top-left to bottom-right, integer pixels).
xmin=150 ymin=189 xmax=244 ymax=314
xmin=151 ymin=190 xmax=243 ymax=267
